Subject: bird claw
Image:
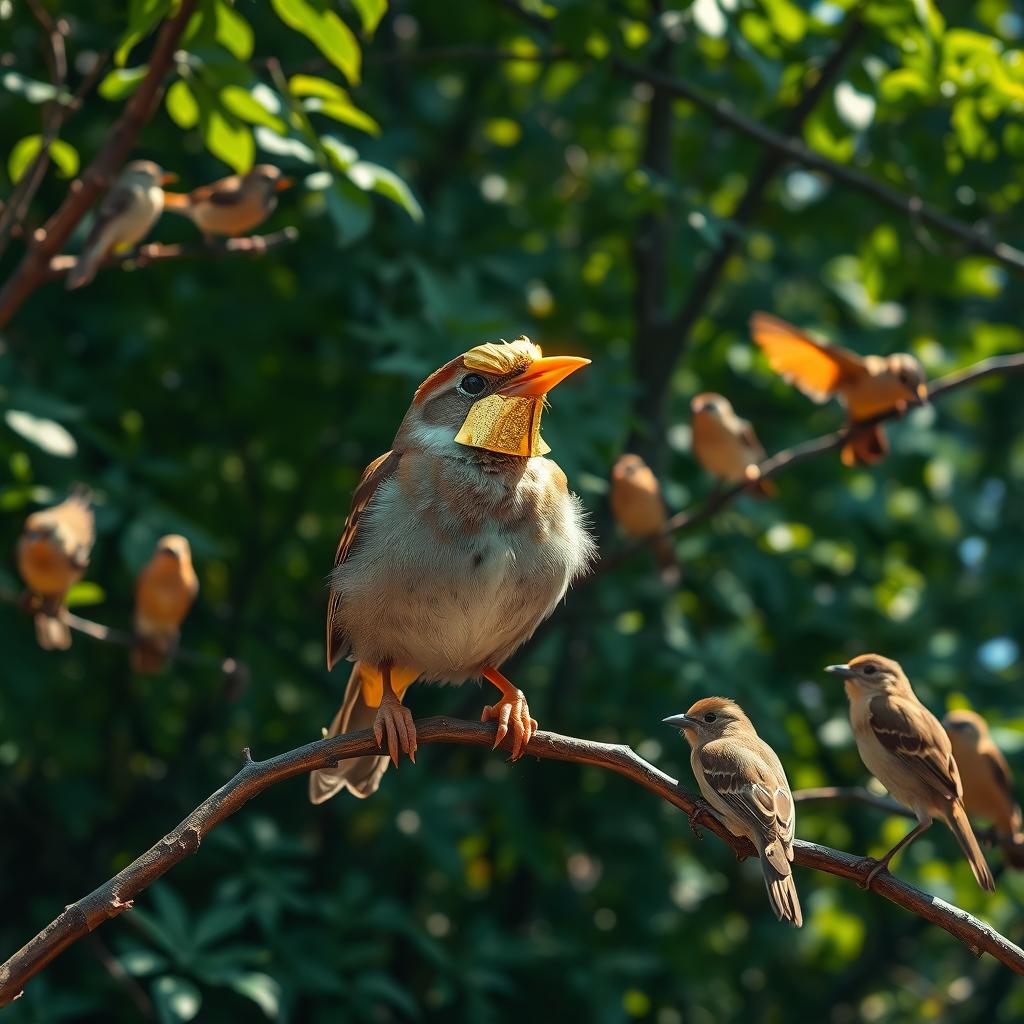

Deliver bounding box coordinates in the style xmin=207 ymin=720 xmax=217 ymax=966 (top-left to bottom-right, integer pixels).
xmin=481 ymin=688 xmax=537 ymax=761
xmin=855 ymin=856 xmax=886 ymax=891
xmin=688 ymin=799 xmax=714 ymax=841
xmin=373 ymin=696 xmax=417 ymax=768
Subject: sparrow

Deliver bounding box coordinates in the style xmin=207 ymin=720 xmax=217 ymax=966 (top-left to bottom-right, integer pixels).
xmin=944 ymin=709 xmax=1024 ymax=868
xmin=309 ymin=337 xmax=596 ymax=803
xmin=609 ymin=453 xmax=680 ymax=586
xmin=827 ymin=655 xmax=995 ymax=891
xmin=132 ymin=535 xmax=199 ymax=674
xmin=664 ymin=698 xmax=803 ymax=926
xmin=15 ymin=488 xmax=95 ymax=650
xmin=749 ymin=313 xmax=929 ymax=466
xmin=66 ymin=160 xmax=175 ymax=290
xmin=690 ymin=393 xmax=776 ymax=498
xmin=163 ymin=165 xmax=293 ymax=241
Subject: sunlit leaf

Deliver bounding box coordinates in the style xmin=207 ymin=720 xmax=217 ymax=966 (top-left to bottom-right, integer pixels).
xmin=346 ymin=161 xmax=423 ymax=221
xmin=151 ymin=976 xmax=201 ymax=1023
xmin=65 ymin=581 xmax=105 ymax=608
xmin=166 ymin=79 xmax=200 ymax=128
xmin=221 ymin=86 xmax=288 ymax=134
xmin=228 ymin=973 xmax=282 ymax=1018
xmin=4 ymin=409 xmax=77 ymax=456
xmin=214 ymin=0 xmax=255 ymax=60
xmin=98 ymin=66 xmax=147 ymax=100
xmin=271 ymin=0 xmax=361 ymax=84
xmin=351 ymin=0 xmax=387 ymax=37
xmin=115 ymin=0 xmax=174 ymax=66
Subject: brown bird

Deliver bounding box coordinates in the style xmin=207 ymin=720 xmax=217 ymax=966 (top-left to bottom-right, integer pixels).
xmin=132 ymin=535 xmax=199 ymax=674
xmin=750 ymin=313 xmax=928 ymax=466
xmin=609 ymin=453 xmax=680 ymax=585
xmin=15 ymin=489 xmax=95 ymax=650
xmin=164 ymin=165 xmax=293 ymax=240
xmin=827 ymin=655 xmax=995 ymax=891
xmin=664 ymin=697 xmax=803 ymax=926
xmin=66 ymin=160 xmax=176 ymax=290
xmin=309 ymin=338 xmax=596 ymax=803
xmin=944 ymin=709 xmax=1024 ymax=868
xmin=690 ymin=393 xmax=776 ymax=498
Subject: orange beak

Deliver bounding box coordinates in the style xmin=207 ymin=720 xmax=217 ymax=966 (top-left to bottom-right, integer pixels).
xmin=499 ymin=356 xmax=590 ymax=397
xmin=275 ymin=176 xmax=294 ymax=191
xmin=160 ymin=172 xmax=178 ymax=185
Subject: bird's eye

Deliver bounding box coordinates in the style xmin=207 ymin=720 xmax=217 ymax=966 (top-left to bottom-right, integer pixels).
xmin=459 ymin=373 xmax=487 ymax=396
xmin=862 ymin=664 xmax=876 ymax=676
xmin=703 ymin=713 xmax=717 ymax=723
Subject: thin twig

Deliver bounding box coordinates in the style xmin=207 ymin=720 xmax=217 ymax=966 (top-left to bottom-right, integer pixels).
xmin=1 ymin=716 xmax=1021 ymax=1006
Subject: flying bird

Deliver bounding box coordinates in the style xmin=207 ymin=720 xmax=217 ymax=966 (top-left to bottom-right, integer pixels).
xmin=749 ymin=313 xmax=928 ymax=466
xmin=164 ymin=164 xmax=293 ymax=241
xmin=66 ymin=160 xmax=175 ymax=290
xmin=664 ymin=697 xmax=803 ymax=926
xmin=944 ymin=709 xmax=1024 ymax=869
xmin=16 ymin=489 xmax=95 ymax=650
xmin=132 ymin=535 xmax=199 ymax=674
xmin=309 ymin=338 xmax=596 ymax=803
xmin=827 ymin=655 xmax=995 ymax=891
xmin=609 ymin=453 xmax=680 ymax=585
xmin=690 ymin=392 xmax=776 ymax=498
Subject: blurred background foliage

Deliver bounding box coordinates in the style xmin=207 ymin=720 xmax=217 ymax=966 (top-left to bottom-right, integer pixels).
xmin=2 ymin=0 xmax=1024 ymax=1020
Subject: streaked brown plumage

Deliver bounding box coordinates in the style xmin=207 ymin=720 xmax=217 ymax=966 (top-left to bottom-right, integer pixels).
xmin=828 ymin=655 xmax=995 ymax=891
xmin=609 ymin=453 xmax=680 ymax=585
xmin=750 ymin=313 xmax=928 ymax=466
xmin=164 ymin=165 xmax=292 ymax=240
xmin=16 ymin=489 xmax=95 ymax=650
xmin=664 ymin=697 xmax=803 ymax=926
xmin=132 ymin=535 xmax=199 ymax=674
xmin=690 ymin=392 xmax=775 ymax=498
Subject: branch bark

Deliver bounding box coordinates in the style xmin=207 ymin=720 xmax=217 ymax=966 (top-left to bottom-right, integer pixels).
xmin=1 ymin=716 xmax=1021 ymax=1006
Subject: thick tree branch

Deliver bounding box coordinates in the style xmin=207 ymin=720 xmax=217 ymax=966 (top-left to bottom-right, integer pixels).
xmin=1 ymin=717 xmax=1021 ymax=1005
xmin=0 ymin=0 xmax=198 ymax=330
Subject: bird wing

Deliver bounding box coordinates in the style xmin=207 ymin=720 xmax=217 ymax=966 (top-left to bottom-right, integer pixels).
xmin=868 ymin=693 xmax=961 ymax=802
xmin=749 ymin=312 xmax=865 ymax=403
xmin=194 ymin=175 xmax=246 ymax=206
xmin=81 ymin=184 xmax=137 ymax=252
xmin=326 ymin=449 xmax=402 ymax=671
xmin=737 ymin=420 xmax=767 ymax=461
xmin=981 ymin=740 xmax=1017 ymax=810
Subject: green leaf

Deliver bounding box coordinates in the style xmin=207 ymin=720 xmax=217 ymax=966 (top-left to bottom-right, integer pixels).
xmin=65 ymin=581 xmax=106 ymax=608
xmin=194 ymin=81 xmax=255 ymax=171
xmin=325 ymin=177 xmax=373 ymax=244
xmin=213 ymin=0 xmax=254 ymax=60
xmin=304 ymin=97 xmax=379 ymax=135
xmin=151 ymin=976 xmax=201 ymax=1024
xmin=98 ymin=66 xmax=147 ymax=100
xmin=1 ymin=70 xmax=65 ymax=103
xmin=4 ymin=408 xmax=77 ymax=456
xmin=220 ymin=85 xmax=288 ymax=133
xmin=116 ymin=0 xmax=174 ymax=66
xmin=48 ymin=139 xmax=79 ymax=178
xmin=351 ymin=0 xmax=387 ymax=37
xmin=321 ymin=134 xmax=358 ymax=170
xmin=288 ymin=73 xmax=348 ymax=100
xmin=227 ymin=973 xmax=282 ymax=1019
xmin=166 ymin=79 xmax=200 ymax=129
xmin=8 ymin=136 xmax=43 ymax=184
xmin=346 ymin=161 xmax=423 ymax=221
xmin=271 ymin=0 xmax=361 ymax=84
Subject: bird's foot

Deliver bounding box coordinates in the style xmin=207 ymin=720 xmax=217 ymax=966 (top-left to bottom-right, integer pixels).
xmin=373 ymin=694 xmax=417 ymax=768
xmin=481 ymin=688 xmax=537 ymax=761
xmin=855 ymin=856 xmax=888 ymax=891
xmin=688 ymin=799 xmax=715 ymax=841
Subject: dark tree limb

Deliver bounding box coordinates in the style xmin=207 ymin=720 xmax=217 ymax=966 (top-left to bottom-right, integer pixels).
xmin=1 ymin=716 xmax=1022 ymax=1006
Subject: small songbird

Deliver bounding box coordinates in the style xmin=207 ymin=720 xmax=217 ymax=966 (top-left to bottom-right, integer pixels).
xmin=66 ymin=160 xmax=175 ymax=290
xmin=827 ymin=655 xmax=995 ymax=890
xmin=664 ymin=698 xmax=803 ymax=926
xmin=609 ymin=453 xmax=680 ymax=585
xmin=690 ymin=393 xmax=776 ymax=498
xmin=163 ymin=165 xmax=293 ymax=240
xmin=749 ymin=313 xmax=929 ymax=466
xmin=132 ymin=535 xmax=199 ymax=674
xmin=15 ymin=489 xmax=95 ymax=650
xmin=944 ymin=710 xmax=1024 ymax=868
xmin=309 ymin=337 xmax=596 ymax=803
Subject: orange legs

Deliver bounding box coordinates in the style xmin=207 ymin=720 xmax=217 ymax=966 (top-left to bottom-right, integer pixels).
xmin=373 ymin=662 xmax=417 ymax=768
xmin=480 ymin=667 xmax=538 ymax=760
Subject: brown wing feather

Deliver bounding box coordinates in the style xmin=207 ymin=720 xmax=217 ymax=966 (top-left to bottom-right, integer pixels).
xmin=749 ymin=312 xmax=865 ymax=403
xmin=326 ymin=450 xmax=402 ymax=670
xmin=191 ymin=175 xmax=244 ymax=204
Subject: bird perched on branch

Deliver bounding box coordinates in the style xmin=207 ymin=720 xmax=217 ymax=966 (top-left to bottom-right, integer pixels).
xmin=66 ymin=160 xmax=175 ymax=290
xmin=690 ymin=393 xmax=776 ymax=498
xmin=827 ymin=655 xmax=995 ymax=890
xmin=944 ymin=709 xmax=1024 ymax=869
xmin=664 ymin=698 xmax=803 ymax=926
xmin=15 ymin=489 xmax=95 ymax=650
xmin=309 ymin=338 xmax=596 ymax=803
xmin=749 ymin=313 xmax=928 ymax=466
xmin=132 ymin=535 xmax=199 ymax=674
xmin=609 ymin=453 xmax=680 ymax=586
xmin=163 ymin=165 xmax=293 ymax=241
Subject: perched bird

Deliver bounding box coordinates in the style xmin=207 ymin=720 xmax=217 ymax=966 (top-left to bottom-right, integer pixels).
xmin=609 ymin=453 xmax=680 ymax=586
xmin=132 ymin=535 xmax=199 ymax=674
xmin=15 ymin=489 xmax=95 ymax=650
xmin=749 ymin=313 xmax=929 ymax=466
xmin=309 ymin=337 xmax=596 ymax=803
xmin=163 ymin=165 xmax=293 ymax=240
xmin=827 ymin=655 xmax=995 ymax=890
xmin=664 ymin=698 xmax=803 ymax=926
xmin=66 ymin=160 xmax=175 ymax=290
xmin=944 ymin=710 xmax=1024 ymax=868
xmin=690 ymin=393 xmax=776 ymax=498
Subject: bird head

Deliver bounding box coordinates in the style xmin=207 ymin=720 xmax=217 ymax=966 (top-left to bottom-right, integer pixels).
xmin=943 ymin=709 xmax=987 ymax=745
xmin=400 ymin=338 xmax=590 ymax=458
xmin=154 ymin=534 xmax=192 ymax=563
xmin=886 ymin=353 xmax=929 ymax=405
xmin=690 ymin=392 xmax=733 ymax=419
xmin=22 ymin=516 xmax=58 ymax=545
xmin=123 ymin=160 xmax=177 ymax=187
xmin=611 ymin=453 xmax=649 ymax=481
xmin=663 ymin=696 xmax=752 ymax=746
xmin=825 ymin=653 xmax=909 ymax=696
xmin=249 ymin=164 xmax=294 ymax=194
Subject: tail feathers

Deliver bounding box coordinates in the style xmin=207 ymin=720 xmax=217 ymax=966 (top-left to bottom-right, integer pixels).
xmin=65 ymin=248 xmax=103 ymax=291
xmin=132 ymin=633 xmax=177 ymax=674
xmin=162 ymin=192 xmax=193 ymax=212
xmin=948 ymin=801 xmax=996 ymax=891
xmin=758 ymin=839 xmax=803 ymax=927
xmin=842 ymin=423 xmax=889 ymax=467
xmin=652 ymin=536 xmax=682 ymax=588
xmin=35 ymin=612 xmax=71 ymax=651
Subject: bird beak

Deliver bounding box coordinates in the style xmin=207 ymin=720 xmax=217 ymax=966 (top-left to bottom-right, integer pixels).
xmin=499 ymin=356 xmax=590 ymax=398
xmin=915 ymin=382 xmax=929 ymax=404
xmin=160 ymin=172 xmax=178 ymax=185
xmin=824 ymin=664 xmax=855 ymax=678
xmin=275 ymin=176 xmax=294 ymax=191
xmin=662 ymin=713 xmax=695 ymax=730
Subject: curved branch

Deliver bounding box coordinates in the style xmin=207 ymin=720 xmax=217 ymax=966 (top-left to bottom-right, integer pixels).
xmin=1 ymin=717 xmax=1022 ymax=1005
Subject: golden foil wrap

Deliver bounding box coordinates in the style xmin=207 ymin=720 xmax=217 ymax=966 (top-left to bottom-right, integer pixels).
xmin=463 ymin=337 xmax=542 ymax=375
xmin=455 ymin=394 xmax=550 ymax=457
